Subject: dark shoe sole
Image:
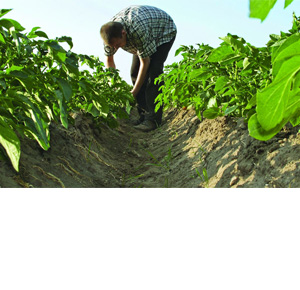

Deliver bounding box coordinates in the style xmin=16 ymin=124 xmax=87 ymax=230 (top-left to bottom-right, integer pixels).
xmin=134 ymin=121 xmax=157 ymax=132
xmin=130 ymin=116 xmax=145 ymax=126
xmin=131 ymin=119 xmax=143 ymax=126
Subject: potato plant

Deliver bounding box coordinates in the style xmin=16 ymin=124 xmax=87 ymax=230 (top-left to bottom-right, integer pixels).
xmin=0 ymin=9 xmax=133 ymax=171
xmin=249 ymin=13 xmax=300 ymax=140
xmin=155 ymin=11 xmax=300 ymax=141
xmin=155 ymin=34 xmax=272 ymax=121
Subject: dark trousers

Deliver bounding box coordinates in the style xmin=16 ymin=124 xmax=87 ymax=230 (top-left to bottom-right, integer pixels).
xmin=130 ymin=37 xmax=176 ymax=125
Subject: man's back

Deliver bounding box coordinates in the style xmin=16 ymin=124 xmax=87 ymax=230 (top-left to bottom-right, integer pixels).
xmin=106 ymin=5 xmax=177 ymax=58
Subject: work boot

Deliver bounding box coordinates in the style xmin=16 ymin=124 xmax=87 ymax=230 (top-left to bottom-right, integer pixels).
xmin=134 ymin=120 xmax=157 ymax=132
xmin=131 ymin=114 xmax=144 ymax=126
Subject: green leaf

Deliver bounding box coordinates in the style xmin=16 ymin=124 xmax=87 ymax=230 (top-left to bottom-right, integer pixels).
xmin=214 ymin=76 xmax=229 ymax=92
xmin=249 ymin=92 xmax=300 ymax=140
xmin=224 ymin=105 xmax=238 ymax=115
xmin=290 ymin=114 xmax=300 ymax=126
xmin=207 ymin=45 xmax=235 ymax=62
xmin=273 ymin=54 xmax=300 ymax=82
xmin=273 ymin=33 xmax=300 ymax=62
xmin=203 ymin=107 xmax=222 ymax=119
xmin=220 ymin=34 xmax=245 ymax=52
xmin=190 ymin=69 xmax=212 ymax=81
xmin=45 ymin=40 xmax=65 ymax=52
xmin=0 ymin=79 xmax=6 ymax=89
xmin=6 ymin=66 xmax=34 ymax=92
xmin=256 ymin=76 xmax=291 ymax=130
xmin=245 ymin=95 xmax=257 ymax=109
xmin=63 ymin=56 xmax=79 ymax=76
xmin=223 ymin=88 xmax=236 ymax=96
xmin=24 ymin=117 xmax=50 ymax=150
xmin=100 ymin=101 xmax=110 ymax=117
xmin=58 ymin=36 xmax=73 ymax=49
xmin=19 ymin=96 xmax=50 ymax=150
xmin=79 ymin=54 xmax=96 ymax=69
xmin=55 ymin=90 xmax=68 ymax=129
xmin=248 ymin=113 xmax=284 ymax=141
xmin=0 ymin=116 xmax=21 ymax=172
xmin=272 ymin=34 xmax=300 ymax=76
xmin=0 ymin=18 xmax=25 ymax=31
xmin=175 ymin=46 xmax=187 ymax=56
xmin=220 ymin=55 xmax=242 ymax=66
xmin=6 ymin=66 xmax=28 ymax=79
xmin=269 ymin=34 xmax=281 ymax=42
xmin=17 ymin=78 xmax=34 ymax=93
xmin=9 ymin=70 xmax=29 ymax=79
xmin=0 ymin=9 xmax=12 ymax=18
xmin=35 ymin=30 xmax=49 ymax=39
xmin=203 ymin=168 xmax=208 ymax=183
xmin=56 ymin=51 xmax=67 ymax=63
xmin=285 ymin=0 xmax=294 ymax=8
xmin=27 ymin=26 xmax=40 ymax=35
xmin=0 ymin=32 xmax=5 ymax=43
xmin=27 ymin=27 xmax=49 ymax=39
xmin=284 ymin=90 xmax=300 ymax=122
xmin=249 ymin=0 xmax=277 ymax=22
xmin=92 ymin=97 xmax=109 ymax=117
xmin=87 ymin=103 xmax=100 ymax=117
xmin=207 ymin=97 xmax=217 ymax=108
xmin=6 ymin=65 xmax=24 ymax=74
xmin=243 ymin=57 xmax=251 ymax=70
xmin=57 ymin=78 xmax=72 ymax=101
xmin=257 ymin=56 xmax=300 ymax=131
xmin=125 ymin=100 xmax=132 ymax=115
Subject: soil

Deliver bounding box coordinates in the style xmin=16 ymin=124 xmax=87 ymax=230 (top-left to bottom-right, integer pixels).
xmin=1 ymin=107 xmax=300 ymax=188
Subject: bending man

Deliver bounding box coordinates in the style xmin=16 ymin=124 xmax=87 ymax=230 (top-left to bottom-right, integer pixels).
xmin=100 ymin=5 xmax=177 ymax=132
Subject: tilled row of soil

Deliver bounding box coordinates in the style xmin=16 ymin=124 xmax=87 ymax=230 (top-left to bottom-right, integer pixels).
xmin=1 ymin=108 xmax=299 ymax=188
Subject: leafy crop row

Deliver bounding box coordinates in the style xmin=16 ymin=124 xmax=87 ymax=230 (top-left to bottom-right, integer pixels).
xmin=155 ymin=34 xmax=272 ymax=121
xmin=0 ymin=9 xmax=133 ymax=172
xmin=155 ymin=12 xmax=300 ymax=141
xmin=0 ymin=1 xmax=298 ymax=173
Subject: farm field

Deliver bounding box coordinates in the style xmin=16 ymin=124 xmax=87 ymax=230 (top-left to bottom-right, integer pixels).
xmin=1 ymin=106 xmax=299 ymax=188
xmin=1 ymin=2 xmax=300 ymax=188
xmin=1 ymin=4 xmax=299 ymax=290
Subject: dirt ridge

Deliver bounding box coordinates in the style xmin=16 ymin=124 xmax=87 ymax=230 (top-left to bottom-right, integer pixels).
xmin=1 ymin=108 xmax=299 ymax=188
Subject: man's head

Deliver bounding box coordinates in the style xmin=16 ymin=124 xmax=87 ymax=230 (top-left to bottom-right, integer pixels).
xmin=100 ymin=21 xmax=127 ymax=49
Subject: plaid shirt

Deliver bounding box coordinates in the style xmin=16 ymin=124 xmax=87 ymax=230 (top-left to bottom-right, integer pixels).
xmin=104 ymin=5 xmax=177 ymax=58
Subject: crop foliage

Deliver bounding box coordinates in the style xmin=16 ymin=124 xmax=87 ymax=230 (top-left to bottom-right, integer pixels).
xmin=155 ymin=11 xmax=300 ymax=141
xmin=0 ymin=9 xmax=133 ymax=171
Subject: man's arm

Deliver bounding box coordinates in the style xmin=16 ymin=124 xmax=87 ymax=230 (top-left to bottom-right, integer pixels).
xmin=131 ymin=56 xmax=150 ymax=98
xmin=105 ymin=55 xmax=116 ymax=69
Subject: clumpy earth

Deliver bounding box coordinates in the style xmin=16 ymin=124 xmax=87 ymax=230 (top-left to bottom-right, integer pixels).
xmin=1 ymin=107 xmax=300 ymax=188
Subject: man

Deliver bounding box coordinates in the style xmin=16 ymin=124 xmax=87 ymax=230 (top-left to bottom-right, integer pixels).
xmin=100 ymin=5 xmax=177 ymax=132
